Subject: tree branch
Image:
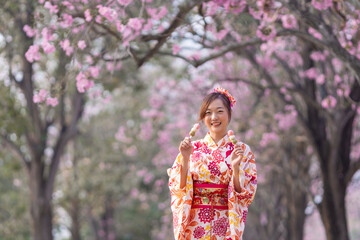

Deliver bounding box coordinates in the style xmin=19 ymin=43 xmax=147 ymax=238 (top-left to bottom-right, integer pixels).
xmin=345 ymin=160 xmax=360 ymax=185
xmin=136 ymin=0 xmax=206 ymax=67
xmin=0 ymin=134 xmax=30 ymax=169
xmin=283 ymin=2 xmax=360 ymax=83
xmin=46 ymin=91 xmax=85 ymax=200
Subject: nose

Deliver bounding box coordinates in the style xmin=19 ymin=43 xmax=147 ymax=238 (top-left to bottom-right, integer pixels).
xmin=211 ymin=112 xmax=218 ymax=120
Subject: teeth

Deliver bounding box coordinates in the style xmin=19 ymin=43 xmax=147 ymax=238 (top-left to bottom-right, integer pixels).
xmin=212 ymin=123 xmax=221 ymax=126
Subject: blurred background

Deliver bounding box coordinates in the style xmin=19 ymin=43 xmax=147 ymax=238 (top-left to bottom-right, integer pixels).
xmin=0 ymin=0 xmax=359 ymax=240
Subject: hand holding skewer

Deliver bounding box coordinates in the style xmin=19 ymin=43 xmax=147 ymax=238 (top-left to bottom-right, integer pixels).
xmin=228 ymin=130 xmax=244 ymax=168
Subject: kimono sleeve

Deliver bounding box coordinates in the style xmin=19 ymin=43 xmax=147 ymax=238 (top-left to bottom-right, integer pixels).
xmin=231 ymin=143 xmax=257 ymax=207
xmin=167 ymin=153 xmax=194 ymax=239
xmin=167 ymin=153 xmax=192 ymax=197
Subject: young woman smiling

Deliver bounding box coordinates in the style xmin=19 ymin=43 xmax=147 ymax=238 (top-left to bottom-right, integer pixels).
xmin=168 ymin=88 xmax=257 ymax=240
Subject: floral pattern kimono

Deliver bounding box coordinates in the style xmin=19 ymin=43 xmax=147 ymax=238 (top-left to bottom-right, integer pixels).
xmin=168 ymin=132 xmax=257 ymax=240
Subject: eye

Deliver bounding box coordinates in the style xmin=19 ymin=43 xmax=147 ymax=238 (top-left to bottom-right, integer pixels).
xmin=205 ymin=111 xmax=210 ymax=115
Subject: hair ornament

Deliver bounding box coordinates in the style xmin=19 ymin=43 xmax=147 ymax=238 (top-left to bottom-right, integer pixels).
xmin=213 ymin=87 xmax=236 ymax=108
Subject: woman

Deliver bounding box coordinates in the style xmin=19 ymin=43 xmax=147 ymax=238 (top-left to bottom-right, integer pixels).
xmin=168 ymin=88 xmax=257 ymax=240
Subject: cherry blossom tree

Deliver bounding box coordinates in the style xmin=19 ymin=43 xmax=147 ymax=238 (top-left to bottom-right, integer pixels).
xmin=2 ymin=0 xmax=360 ymax=239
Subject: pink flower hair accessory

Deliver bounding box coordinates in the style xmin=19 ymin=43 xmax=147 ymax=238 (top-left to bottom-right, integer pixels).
xmin=213 ymin=87 xmax=236 ymax=108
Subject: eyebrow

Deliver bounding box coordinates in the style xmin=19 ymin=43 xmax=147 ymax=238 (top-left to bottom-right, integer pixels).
xmin=206 ymin=107 xmax=225 ymax=111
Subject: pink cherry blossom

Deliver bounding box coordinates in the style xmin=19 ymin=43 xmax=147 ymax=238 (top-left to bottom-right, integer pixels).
xmin=140 ymin=121 xmax=153 ymax=140
xmin=189 ymin=52 xmax=201 ymax=61
xmin=127 ymin=18 xmax=143 ymax=31
xmin=260 ymin=132 xmax=279 ymax=147
xmin=311 ymin=0 xmax=332 ymax=11
xmin=97 ymin=5 xmax=117 ymax=23
xmin=23 ymin=25 xmax=37 ymax=38
xmin=41 ymin=27 xmax=54 ymax=42
xmin=321 ymin=95 xmax=337 ymax=109
xmin=206 ymin=2 xmax=218 ymax=15
xmin=249 ymin=7 xmax=263 ymax=20
xmin=141 ymin=109 xmax=164 ymax=119
xmin=146 ymin=6 xmax=168 ymax=20
xmin=341 ymin=41 xmax=356 ymax=55
xmin=33 ymin=89 xmax=47 ymax=103
xmin=88 ymin=66 xmax=100 ymax=78
xmin=117 ymin=0 xmax=132 ymax=6
xmin=125 ymin=145 xmax=138 ymax=156
xmin=172 ymin=44 xmax=180 ymax=55
xmin=257 ymin=23 xmax=277 ymax=41
xmin=25 ymin=45 xmax=41 ymax=62
xmin=106 ymin=62 xmax=122 ymax=71
xmin=77 ymin=40 xmax=87 ymax=50
xmin=336 ymin=89 xmax=344 ymax=97
xmin=277 ymin=51 xmax=303 ymax=68
xmin=156 ymin=25 xmax=164 ymax=33
xmin=334 ymin=74 xmax=342 ymax=84
xmin=143 ymin=20 xmax=153 ymax=31
xmin=331 ymin=58 xmax=343 ymax=73
xmin=46 ymin=97 xmax=58 ymax=107
xmin=225 ymin=0 xmax=246 ymax=13
xmin=305 ymin=67 xmax=318 ymax=79
xmin=85 ymin=9 xmax=92 ymax=22
xmin=42 ymin=41 xmax=56 ymax=54
xmin=95 ymin=15 xmax=102 ymax=24
xmin=217 ymin=29 xmax=228 ymax=41
xmin=76 ymin=72 xmax=94 ymax=93
xmin=308 ymin=27 xmax=323 ymax=40
xmin=316 ymin=74 xmax=325 ymax=84
xmin=44 ymin=1 xmax=58 ymax=14
xmin=61 ymin=1 xmax=75 ymax=11
xmin=59 ymin=13 xmax=73 ymax=28
xmin=281 ymin=14 xmax=298 ymax=29
xmin=60 ymin=39 xmax=74 ymax=56
xmin=86 ymin=56 xmax=94 ymax=64
xmin=115 ymin=126 xmax=132 ymax=143
xmin=310 ymin=51 xmax=326 ymax=61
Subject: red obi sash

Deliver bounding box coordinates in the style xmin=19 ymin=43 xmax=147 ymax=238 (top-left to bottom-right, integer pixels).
xmin=192 ymin=181 xmax=228 ymax=210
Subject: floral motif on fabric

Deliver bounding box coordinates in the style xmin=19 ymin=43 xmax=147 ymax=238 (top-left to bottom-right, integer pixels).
xmin=243 ymin=210 xmax=248 ymax=223
xmin=201 ymin=144 xmax=211 ymax=154
xmin=208 ymin=161 xmax=221 ymax=176
xmin=213 ymin=217 xmax=228 ymax=237
xmin=211 ymin=149 xmax=224 ymax=162
xmin=193 ymin=141 xmax=203 ymax=151
xmin=198 ymin=208 xmax=214 ymax=223
xmin=193 ymin=226 xmax=205 ymax=239
xmin=191 ymin=151 xmax=201 ymax=163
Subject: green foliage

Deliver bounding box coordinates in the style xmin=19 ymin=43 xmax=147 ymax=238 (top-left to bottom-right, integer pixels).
xmin=0 ymin=151 xmax=31 ymax=240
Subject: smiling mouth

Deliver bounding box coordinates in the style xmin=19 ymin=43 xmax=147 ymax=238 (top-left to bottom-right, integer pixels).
xmin=211 ymin=122 xmax=221 ymax=126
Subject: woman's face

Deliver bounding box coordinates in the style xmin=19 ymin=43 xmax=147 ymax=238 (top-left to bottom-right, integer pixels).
xmin=204 ymin=98 xmax=230 ymax=136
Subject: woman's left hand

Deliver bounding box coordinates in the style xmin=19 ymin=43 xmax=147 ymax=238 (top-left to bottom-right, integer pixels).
xmin=230 ymin=144 xmax=244 ymax=169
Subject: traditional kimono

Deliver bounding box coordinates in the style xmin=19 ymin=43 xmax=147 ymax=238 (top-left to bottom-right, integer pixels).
xmin=168 ymin=132 xmax=257 ymax=240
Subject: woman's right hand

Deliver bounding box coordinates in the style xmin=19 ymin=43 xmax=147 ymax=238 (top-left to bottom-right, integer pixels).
xmin=179 ymin=137 xmax=193 ymax=162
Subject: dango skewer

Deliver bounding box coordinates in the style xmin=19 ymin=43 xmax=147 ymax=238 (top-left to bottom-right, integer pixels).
xmin=228 ymin=130 xmax=238 ymax=144
xmin=189 ymin=123 xmax=200 ymax=139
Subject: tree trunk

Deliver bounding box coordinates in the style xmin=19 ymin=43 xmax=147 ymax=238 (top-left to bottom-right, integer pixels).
xmin=320 ymin=168 xmax=349 ymax=240
xmin=70 ymin=198 xmax=82 ymax=240
xmin=29 ymin=161 xmax=53 ymax=240
xmin=284 ymin=138 xmax=309 ymax=240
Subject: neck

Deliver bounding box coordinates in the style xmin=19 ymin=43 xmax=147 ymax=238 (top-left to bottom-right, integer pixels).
xmin=210 ymin=131 xmax=227 ymax=144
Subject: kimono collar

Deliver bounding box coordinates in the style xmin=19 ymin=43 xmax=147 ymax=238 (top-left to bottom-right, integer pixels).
xmin=204 ymin=132 xmax=230 ymax=150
